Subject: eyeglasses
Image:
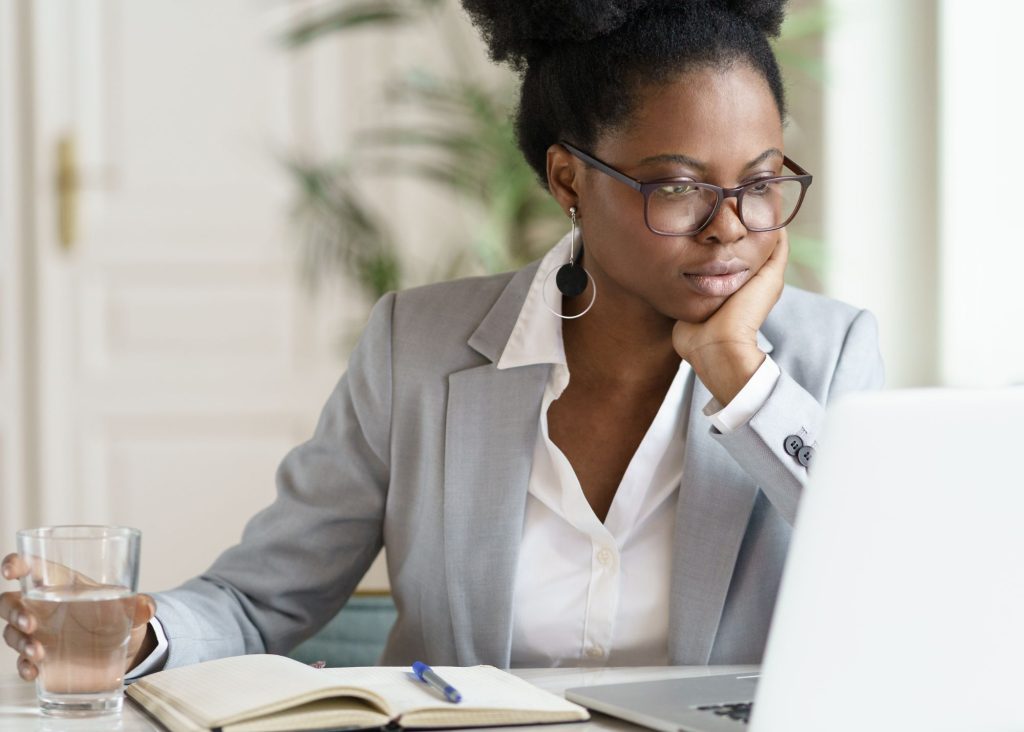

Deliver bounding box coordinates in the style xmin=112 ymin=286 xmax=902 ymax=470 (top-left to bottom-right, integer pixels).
xmin=560 ymin=140 xmax=813 ymax=237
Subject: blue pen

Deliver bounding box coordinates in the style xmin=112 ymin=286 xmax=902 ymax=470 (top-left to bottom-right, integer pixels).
xmin=412 ymin=661 xmax=463 ymax=704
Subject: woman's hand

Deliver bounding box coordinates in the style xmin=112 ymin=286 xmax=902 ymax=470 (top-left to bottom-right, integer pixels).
xmin=1 ymin=553 xmax=158 ymax=682
xmin=672 ymin=229 xmax=789 ymax=405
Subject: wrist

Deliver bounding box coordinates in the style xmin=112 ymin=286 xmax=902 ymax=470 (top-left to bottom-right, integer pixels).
xmin=688 ymin=343 xmax=766 ymax=406
xmin=126 ymin=622 xmax=157 ymax=672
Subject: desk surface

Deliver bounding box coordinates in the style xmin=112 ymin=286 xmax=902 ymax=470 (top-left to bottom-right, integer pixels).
xmin=0 ymin=664 xmax=757 ymax=731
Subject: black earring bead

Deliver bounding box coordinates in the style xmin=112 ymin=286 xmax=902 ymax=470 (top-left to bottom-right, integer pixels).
xmin=556 ymin=263 xmax=589 ymax=298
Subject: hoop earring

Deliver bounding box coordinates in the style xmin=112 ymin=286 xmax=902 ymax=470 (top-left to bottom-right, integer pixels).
xmin=542 ymin=205 xmax=596 ymax=319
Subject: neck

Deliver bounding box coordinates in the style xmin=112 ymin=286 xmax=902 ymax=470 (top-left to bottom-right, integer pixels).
xmin=561 ymin=281 xmax=680 ymax=390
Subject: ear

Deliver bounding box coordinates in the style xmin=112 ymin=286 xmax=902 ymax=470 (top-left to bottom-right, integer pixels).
xmin=546 ymin=143 xmax=583 ymax=216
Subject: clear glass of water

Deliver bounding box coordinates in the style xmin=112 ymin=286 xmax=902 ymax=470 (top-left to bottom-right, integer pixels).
xmin=16 ymin=525 xmax=141 ymax=717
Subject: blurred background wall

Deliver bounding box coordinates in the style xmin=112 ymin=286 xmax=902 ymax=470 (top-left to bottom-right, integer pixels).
xmin=1 ymin=0 xmax=1022 ymax=669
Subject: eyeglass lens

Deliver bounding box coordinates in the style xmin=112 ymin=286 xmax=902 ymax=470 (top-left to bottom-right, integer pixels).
xmin=648 ymin=178 xmax=803 ymax=234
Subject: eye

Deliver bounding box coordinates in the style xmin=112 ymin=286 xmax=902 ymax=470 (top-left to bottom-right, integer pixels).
xmin=655 ymin=183 xmax=697 ymax=199
xmin=746 ymin=179 xmax=774 ymax=196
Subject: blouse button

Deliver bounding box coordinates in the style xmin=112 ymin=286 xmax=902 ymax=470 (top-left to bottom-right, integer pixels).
xmin=596 ymin=548 xmax=614 ymax=567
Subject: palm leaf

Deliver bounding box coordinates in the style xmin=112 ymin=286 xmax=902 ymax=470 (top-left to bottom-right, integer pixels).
xmin=285 ymin=157 xmax=401 ymax=298
xmin=282 ymin=3 xmax=415 ymax=48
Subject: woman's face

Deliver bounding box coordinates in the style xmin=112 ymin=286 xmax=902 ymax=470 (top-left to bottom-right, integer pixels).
xmin=570 ymin=63 xmax=786 ymax=324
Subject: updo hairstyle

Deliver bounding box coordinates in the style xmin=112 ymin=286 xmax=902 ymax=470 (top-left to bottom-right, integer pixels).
xmin=461 ymin=0 xmax=788 ymax=186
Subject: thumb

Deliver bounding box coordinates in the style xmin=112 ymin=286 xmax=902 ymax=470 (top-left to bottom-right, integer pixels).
xmin=132 ymin=594 xmax=156 ymax=628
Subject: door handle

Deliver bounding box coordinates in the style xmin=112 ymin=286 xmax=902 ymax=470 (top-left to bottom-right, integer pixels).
xmin=56 ymin=134 xmax=78 ymax=251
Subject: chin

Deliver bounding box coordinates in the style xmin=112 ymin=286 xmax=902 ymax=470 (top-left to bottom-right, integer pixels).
xmin=665 ymin=296 xmax=725 ymax=324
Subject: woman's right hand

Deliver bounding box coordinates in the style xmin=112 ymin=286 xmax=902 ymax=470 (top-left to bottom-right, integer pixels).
xmin=1 ymin=553 xmax=158 ymax=681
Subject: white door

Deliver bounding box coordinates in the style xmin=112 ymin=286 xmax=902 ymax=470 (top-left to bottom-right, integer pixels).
xmin=13 ymin=0 xmax=388 ymax=593
xmin=0 ymin=0 xmax=30 ymax=554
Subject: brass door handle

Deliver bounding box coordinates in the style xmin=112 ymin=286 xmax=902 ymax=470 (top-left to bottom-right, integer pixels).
xmin=56 ymin=135 xmax=78 ymax=251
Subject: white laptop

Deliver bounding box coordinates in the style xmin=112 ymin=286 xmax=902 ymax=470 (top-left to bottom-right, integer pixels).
xmin=566 ymin=388 xmax=1024 ymax=732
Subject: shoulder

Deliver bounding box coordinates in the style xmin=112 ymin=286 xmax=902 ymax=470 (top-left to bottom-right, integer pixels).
xmin=761 ymin=285 xmax=880 ymax=383
xmin=763 ymin=285 xmax=866 ymax=338
xmin=368 ymin=262 xmax=538 ymax=373
xmin=392 ymin=269 xmax=521 ymax=333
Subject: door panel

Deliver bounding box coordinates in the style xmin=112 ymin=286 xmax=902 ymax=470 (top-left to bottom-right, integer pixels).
xmin=28 ymin=0 xmax=386 ymax=592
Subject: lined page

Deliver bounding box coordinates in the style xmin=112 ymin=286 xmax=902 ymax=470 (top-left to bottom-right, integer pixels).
xmin=130 ymin=654 xmax=391 ymax=728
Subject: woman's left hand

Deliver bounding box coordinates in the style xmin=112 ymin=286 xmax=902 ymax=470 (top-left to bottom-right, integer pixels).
xmin=672 ymin=228 xmax=789 ymax=405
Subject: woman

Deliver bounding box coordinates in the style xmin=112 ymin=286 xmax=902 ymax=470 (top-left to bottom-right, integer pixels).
xmin=2 ymin=0 xmax=883 ymax=677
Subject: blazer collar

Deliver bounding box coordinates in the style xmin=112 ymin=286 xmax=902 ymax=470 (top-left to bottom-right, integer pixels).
xmin=467 ymin=261 xmax=542 ymax=363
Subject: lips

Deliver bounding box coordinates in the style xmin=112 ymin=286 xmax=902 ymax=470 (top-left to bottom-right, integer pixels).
xmin=685 ymin=260 xmax=748 ymax=276
xmin=681 ymin=260 xmax=750 ymax=297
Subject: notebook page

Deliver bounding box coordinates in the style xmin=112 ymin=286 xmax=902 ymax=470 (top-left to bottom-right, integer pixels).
xmin=131 ymin=654 xmax=391 ymax=727
xmin=321 ymin=665 xmax=589 ymax=724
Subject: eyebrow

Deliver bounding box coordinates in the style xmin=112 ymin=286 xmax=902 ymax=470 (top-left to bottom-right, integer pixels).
xmin=638 ymin=147 xmax=784 ymax=173
xmin=744 ymin=148 xmax=784 ymax=169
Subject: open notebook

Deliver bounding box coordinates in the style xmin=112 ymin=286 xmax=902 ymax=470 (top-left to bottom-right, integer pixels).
xmin=126 ymin=654 xmax=590 ymax=732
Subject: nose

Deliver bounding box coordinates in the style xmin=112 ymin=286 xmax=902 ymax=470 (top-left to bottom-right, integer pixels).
xmin=697 ymin=196 xmax=746 ymax=245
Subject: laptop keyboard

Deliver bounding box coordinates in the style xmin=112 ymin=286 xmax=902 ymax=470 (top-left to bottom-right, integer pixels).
xmin=695 ymin=701 xmax=753 ymax=724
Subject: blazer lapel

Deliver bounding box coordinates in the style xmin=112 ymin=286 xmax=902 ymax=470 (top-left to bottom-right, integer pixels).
xmin=443 ymin=263 xmax=549 ymax=666
xmin=667 ymin=339 xmax=773 ymax=664
xmin=444 ymin=361 xmax=549 ymax=666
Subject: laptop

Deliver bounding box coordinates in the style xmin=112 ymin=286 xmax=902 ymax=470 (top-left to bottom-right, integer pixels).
xmin=566 ymin=388 xmax=1024 ymax=732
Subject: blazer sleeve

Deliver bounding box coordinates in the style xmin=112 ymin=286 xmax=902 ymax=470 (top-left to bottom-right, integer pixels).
xmin=150 ymin=292 xmax=396 ymax=670
xmin=708 ymin=308 xmax=885 ymax=525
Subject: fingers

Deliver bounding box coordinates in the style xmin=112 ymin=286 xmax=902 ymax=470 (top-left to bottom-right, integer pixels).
xmin=3 ymin=604 xmax=41 ymax=657
xmin=0 ymin=591 xmax=34 ymax=633
xmin=737 ymin=227 xmax=788 ymax=311
xmin=4 ymin=614 xmax=44 ymax=683
xmin=132 ymin=594 xmax=156 ymax=628
xmin=4 ymin=622 xmax=43 ymax=661
xmin=758 ymin=227 xmax=790 ymax=277
xmin=3 ymin=621 xmax=25 ymax=651
xmin=773 ymin=226 xmax=790 ymax=260
xmin=17 ymin=654 xmax=38 ymax=681
xmin=1 ymin=553 xmax=30 ymax=581
xmin=1 ymin=589 xmax=43 ymax=682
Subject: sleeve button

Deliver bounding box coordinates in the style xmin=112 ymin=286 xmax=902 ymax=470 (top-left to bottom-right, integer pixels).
xmin=784 ymin=434 xmax=804 ymax=456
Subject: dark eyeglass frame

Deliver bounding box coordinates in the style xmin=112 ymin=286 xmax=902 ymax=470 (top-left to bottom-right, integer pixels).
xmin=560 ymin=140 xmax=813 ymax=237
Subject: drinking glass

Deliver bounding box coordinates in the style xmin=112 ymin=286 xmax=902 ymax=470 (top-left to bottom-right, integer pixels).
xmin=16 ymin=525 xmax=141 ymax=717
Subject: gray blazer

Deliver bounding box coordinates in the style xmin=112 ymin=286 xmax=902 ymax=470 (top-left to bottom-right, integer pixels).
xmin=153 ymin=261 xmax=884 ymax=670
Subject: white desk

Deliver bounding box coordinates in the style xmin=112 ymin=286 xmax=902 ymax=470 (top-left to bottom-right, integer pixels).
xmin=0 ymin=665 xmax=757 ymax=731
